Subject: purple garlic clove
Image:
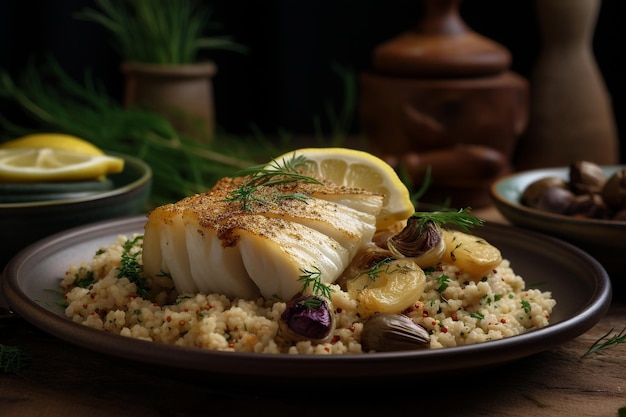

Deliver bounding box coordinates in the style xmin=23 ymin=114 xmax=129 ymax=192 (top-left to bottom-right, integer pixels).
xmin=279 ymin=295 xmax=336 ymax=344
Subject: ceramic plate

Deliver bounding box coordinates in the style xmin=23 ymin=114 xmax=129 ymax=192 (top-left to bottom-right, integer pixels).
xmin=1 ymin=216 xmax=612 ymax=382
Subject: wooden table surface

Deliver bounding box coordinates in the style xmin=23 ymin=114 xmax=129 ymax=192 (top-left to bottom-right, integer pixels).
xmin=1 ymin=207 xmax=624 ymax=417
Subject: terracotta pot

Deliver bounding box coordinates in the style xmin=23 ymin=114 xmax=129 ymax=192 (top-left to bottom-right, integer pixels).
xmin=121 ymin=61 xmax=217 ymax=143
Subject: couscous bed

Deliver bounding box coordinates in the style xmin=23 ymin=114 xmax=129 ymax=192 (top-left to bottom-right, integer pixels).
xmin=61 ymin=233 xmax=556 ymax=354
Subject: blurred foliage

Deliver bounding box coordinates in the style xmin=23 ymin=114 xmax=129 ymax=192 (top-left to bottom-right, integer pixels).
xmin=0 ymin=59 xmax=296 ymax=207
xmin=74 ymin=0 xmax=247 ymax=65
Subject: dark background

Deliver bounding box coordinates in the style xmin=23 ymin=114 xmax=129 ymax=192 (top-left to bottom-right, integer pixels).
xmin=0 ymin=0 xmax=624 ymax=162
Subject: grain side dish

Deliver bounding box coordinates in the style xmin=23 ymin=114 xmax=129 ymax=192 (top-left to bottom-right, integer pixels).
xmin=60 ymin=151 xmax=556 ymax=354
xmin=61 ymin=233 xmax=556 ymax=354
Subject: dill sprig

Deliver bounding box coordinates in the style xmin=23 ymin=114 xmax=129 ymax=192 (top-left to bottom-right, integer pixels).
xmin=295 ymin=296 xmax=326 ymax=310
xmin=116 ymin=235 xmax=150 ymax=298
xmin=436 ymin=275 xmax=450 ymax=293
xmin=582 ymin=327 xmax=626 ymax=357
xmin=411 ymin=208 xmax=484 ymax=232
xmin=358 ymin=257 xmax=414 ymax=281
xmin=360 ymin=257 xmax=393 ymax=281
xmin=225 ymin=154 xmax=323 ymax=210
xmin=0 ymin=344 xmax=31 ymax=374
xmin=297 ymin=266 xmax=334 ymax=300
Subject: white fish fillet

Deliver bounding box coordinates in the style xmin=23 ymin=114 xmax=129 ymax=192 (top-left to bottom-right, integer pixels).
xmin=143 ymin=176 xmax=383 ymax=300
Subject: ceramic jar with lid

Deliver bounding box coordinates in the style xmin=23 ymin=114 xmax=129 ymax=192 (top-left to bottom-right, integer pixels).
xmin=359 ymin=0 xmax=528 ymax=208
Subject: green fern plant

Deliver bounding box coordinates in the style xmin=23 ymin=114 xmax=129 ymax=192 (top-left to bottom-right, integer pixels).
xmin=75 ymin=0 xmax=247 ymax=64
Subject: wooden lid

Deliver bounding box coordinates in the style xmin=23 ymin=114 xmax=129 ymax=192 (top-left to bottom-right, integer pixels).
xmin=372 ymin=0 xmax=511 ymax=78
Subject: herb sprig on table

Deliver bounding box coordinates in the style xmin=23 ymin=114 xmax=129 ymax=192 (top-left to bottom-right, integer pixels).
xmin=582 ymin=326 xmax=626 ymax=357
xmin=0 ymin=344 xmax=31 ymax=374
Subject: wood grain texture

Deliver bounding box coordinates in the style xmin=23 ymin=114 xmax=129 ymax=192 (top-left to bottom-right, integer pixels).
xmin=1 ymin=303 xmax=624 ymax=417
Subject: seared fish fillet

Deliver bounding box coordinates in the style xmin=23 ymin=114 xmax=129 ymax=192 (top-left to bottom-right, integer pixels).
xmin=143 ymin=176 xmax=383 ymax=300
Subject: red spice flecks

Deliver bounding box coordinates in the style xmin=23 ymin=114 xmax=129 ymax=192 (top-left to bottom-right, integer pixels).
xmin=130 ymin=293 xmax=138 ymax=299
xmin=336 ymin=307 xmax=343 ymax=314
xmin=431 ymin=320 xmax=437 ymax=326
xmin=324 ymin=347 xmax=330 ymax=352
xmin=90 ymin=293 xmax=96 ymax=299
xmin=178 ymin=320 xmax=186 ymax=327
xmin=82 ymin=304 xmax=88 ymax=309
xmin=166 ymin=316 xmax=172 ymax=322
xmin=500 ymin=318 xmax=507 ymax=324
xmin=349 ymin=325 xmax=356 ymax=332
xmin=493 ymin=269 xmax=498 ymax=274
xmin=331 ymin=335 xmax=340 ymax=344
xmin=423 ymin=312 xmax=429 ymax=318
xmin=440 ymin=327 xmax=448 ymax=333
xmin=228 ymin=343 xmax=235 ymax=348
xmin=451 ymin=312 xmax=458 ymax=321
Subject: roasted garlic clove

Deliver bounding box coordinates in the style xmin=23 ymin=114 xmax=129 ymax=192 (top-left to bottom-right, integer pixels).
xmin=567 ymin=193 xmax=611 ymax=219
xmin=601 ymin=169 xmax=626 ymax=212
xmin=521 ymin=176 xmax=569 ymax=209
xmin=536 ymin=187 xmax=576 ymax=215
xmin=279 ymin=295 xmax=336 ymax=344
xmin=361 ymin=313 xmax=430 ymax=352
xmin=387 ymin=217 xmax=445 ymax=267
xmin=569 ymin=160 xmax=607 ymax=194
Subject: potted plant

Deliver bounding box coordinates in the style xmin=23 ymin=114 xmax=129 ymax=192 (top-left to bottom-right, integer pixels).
xmin=76 ymin=0 xmax=247 ymax=143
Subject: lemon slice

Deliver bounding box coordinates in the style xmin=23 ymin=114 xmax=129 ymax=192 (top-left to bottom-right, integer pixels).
xmin=270 ymin=147 xmax=414 ymax=230
xmin=0 ymin=133 xmax=104 ymax=156
xmin=0 ymin=148 xmax=124 ymax=183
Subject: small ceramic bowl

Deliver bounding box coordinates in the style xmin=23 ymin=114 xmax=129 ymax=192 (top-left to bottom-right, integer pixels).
xmin=0 ymin=153 xmax=152 ymax=266
xmin=489 ymin=165 xmax=625 ymax=284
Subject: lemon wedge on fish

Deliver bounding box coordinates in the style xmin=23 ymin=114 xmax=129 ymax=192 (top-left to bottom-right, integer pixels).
xmin=269 ymin=147 xmax=415 ymax=230
xmin=0 ymin=134 xmax=124 ymax=183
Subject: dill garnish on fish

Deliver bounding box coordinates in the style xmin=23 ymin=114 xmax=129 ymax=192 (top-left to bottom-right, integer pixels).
xmin=225 ymin=154 xmax=322 ymax=211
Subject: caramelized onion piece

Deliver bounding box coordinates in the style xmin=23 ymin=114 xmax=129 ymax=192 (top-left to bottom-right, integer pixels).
xmin=387 ymin=218 xmax=445 ymax=267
